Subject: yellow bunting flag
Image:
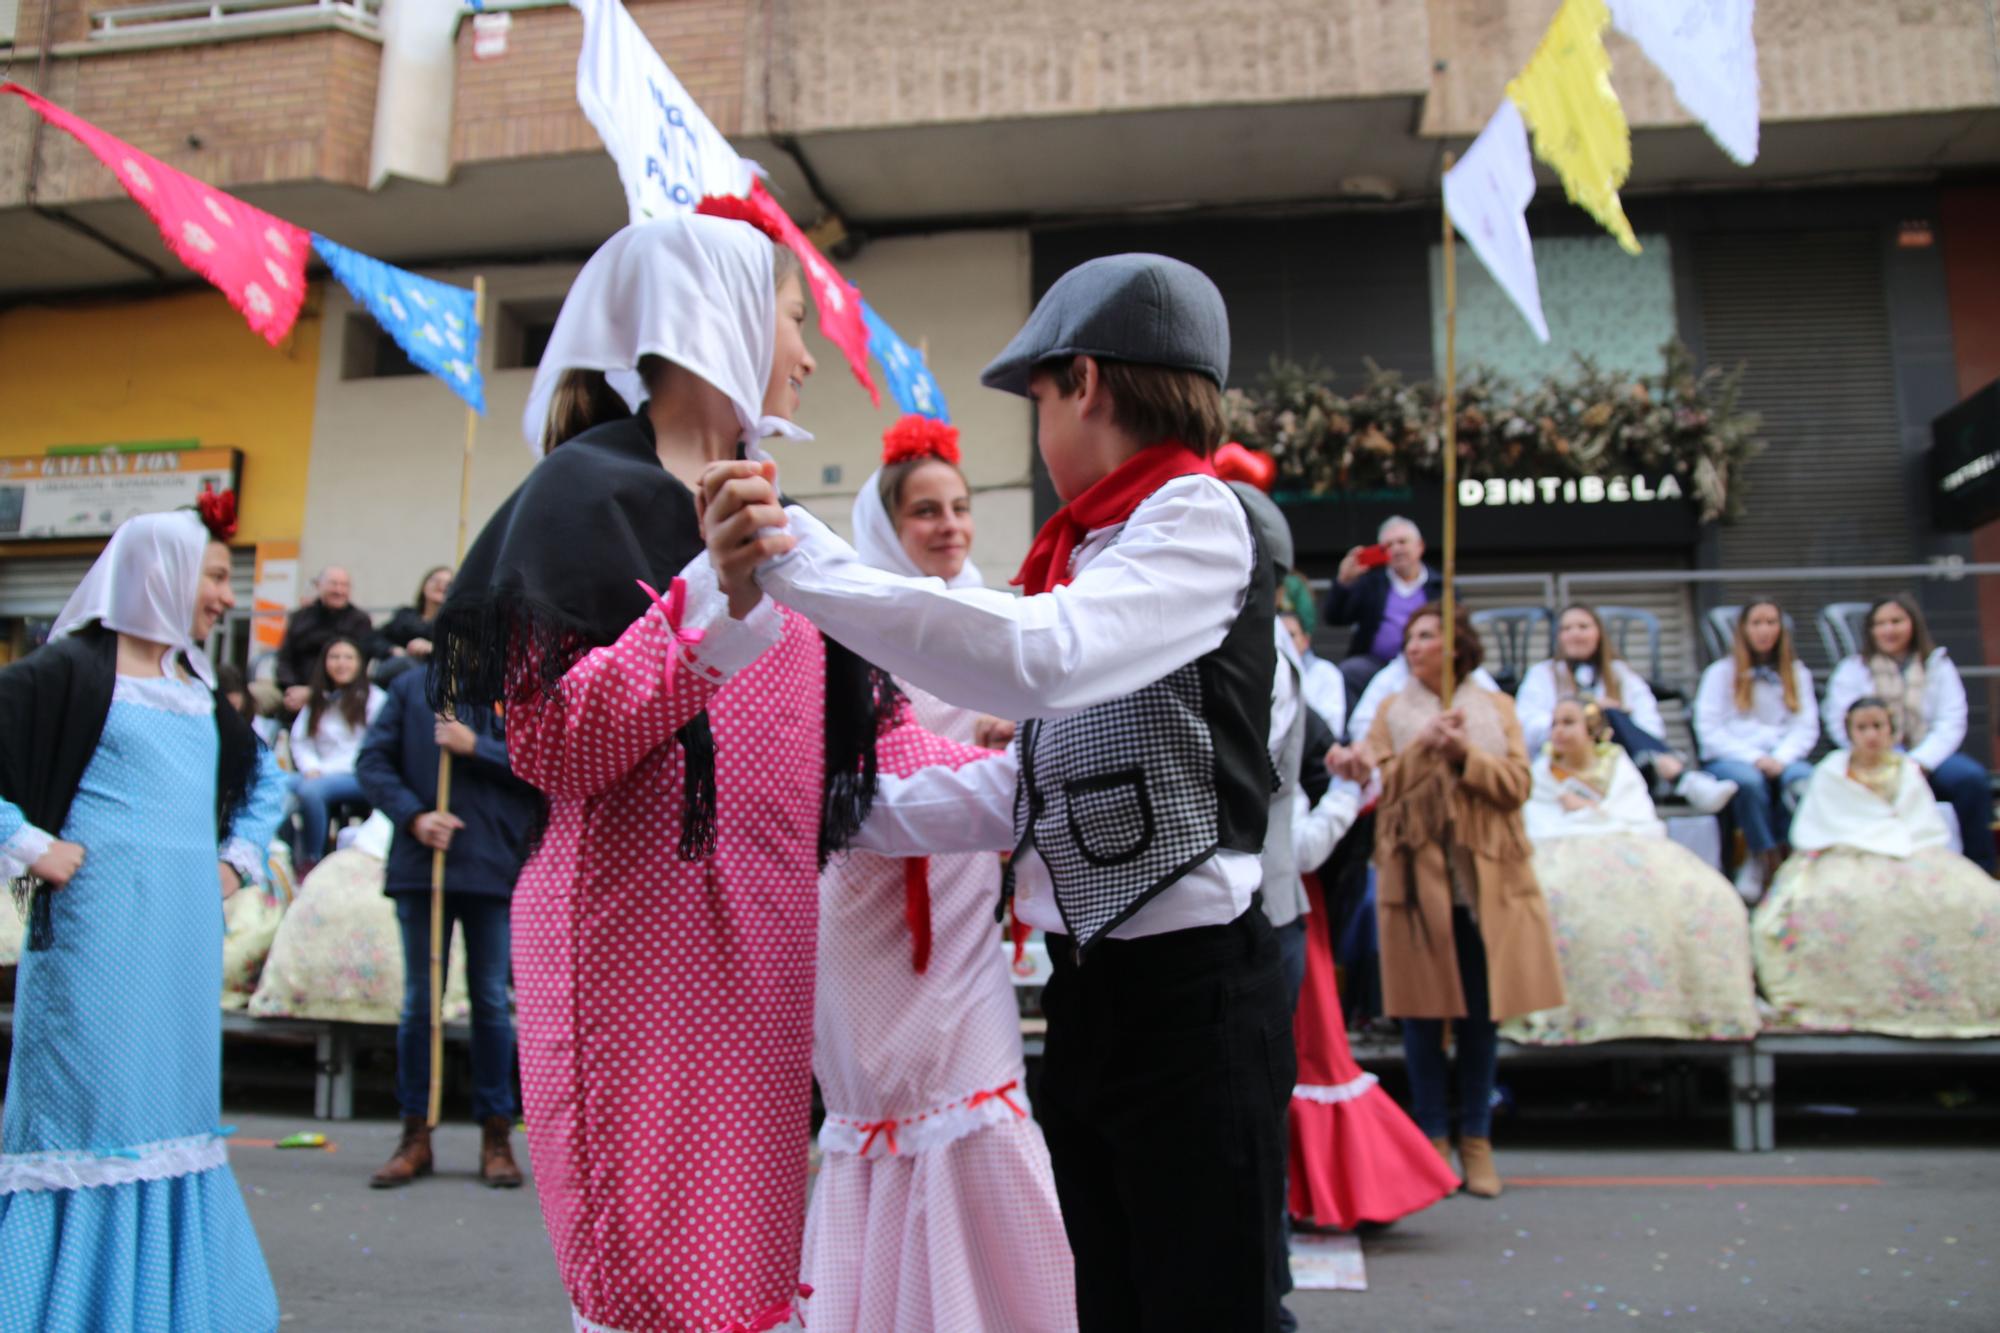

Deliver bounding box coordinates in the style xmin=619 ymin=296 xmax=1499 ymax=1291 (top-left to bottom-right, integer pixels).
xmin=1505 ymin=0 xmax=1640 ymax=255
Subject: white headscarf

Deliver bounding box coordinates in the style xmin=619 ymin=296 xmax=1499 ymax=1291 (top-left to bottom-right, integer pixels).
xmin=50 ymin=509 xmax=217 ymax=688
xmin=522 ymin=215 xmax=813 ymax=456
xmin=850 ymin=466 xmax=984 ymax=589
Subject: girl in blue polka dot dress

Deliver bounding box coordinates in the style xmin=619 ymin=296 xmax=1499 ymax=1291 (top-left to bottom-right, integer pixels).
xmin=0 ymin=505 xmax=292 ymax=1332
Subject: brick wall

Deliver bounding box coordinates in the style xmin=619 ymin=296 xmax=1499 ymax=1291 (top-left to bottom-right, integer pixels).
xmin=453 ymin=0 xmax=752 ymax=165
xmin=762 ymin=0 xmax=1433 ymax=135
xmin=2 ymin=29 xmax=382 ymax=205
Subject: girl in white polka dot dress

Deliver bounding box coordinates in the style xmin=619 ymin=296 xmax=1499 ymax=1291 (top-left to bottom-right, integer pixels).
xmin=431 ymin=218 xmax=988 ymax=1333
xmin=801 ymin=418 xmax=1076 ymax=1332
xmin=0 ymin=507 xmax=292 ymax=1332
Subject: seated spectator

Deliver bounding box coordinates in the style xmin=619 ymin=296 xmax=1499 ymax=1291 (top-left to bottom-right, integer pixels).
xmin=374 ymin=566 xmax=453 ymax=686
xmin=1752 ymin=697 xmax=2000 ymax=1037
xmin=1346 ymin=650 xmax=1500 ymax=750
xmin=289 ymin=637 xmax=386 ymax=875
xmin=1323 ymin=516 xmax=1442 ymax=705
xmin=1506 ymin=700 xmax=1758 ymax=1046
xmin=1516 ymin=604 xmax=1736 ymax=814
xmin=1281 ymin=609 xmax=1346 ymax=746
xmin=1694 ymin=599 xmax=1818 ymax=904
xmin=277 ymin=565 xmax=379 ymax=715
xmin=1822 ymin=594 xmax=1993 ymax=874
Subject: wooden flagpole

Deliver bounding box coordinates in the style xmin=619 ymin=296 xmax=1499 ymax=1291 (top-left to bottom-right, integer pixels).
xmin=1439 ymin=154 xmax=1459 ymax=711
xmin=428 ymin=274 xmax=485 ymax=1127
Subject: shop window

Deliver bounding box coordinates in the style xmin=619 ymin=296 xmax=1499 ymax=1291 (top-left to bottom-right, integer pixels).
xmin=496 ymin=299 xmax=563 ymax=369
xmin=1430 ymin=233 xmax=1676 ymax=385
xmin=340 ymin=314 xmax=424 ymax=380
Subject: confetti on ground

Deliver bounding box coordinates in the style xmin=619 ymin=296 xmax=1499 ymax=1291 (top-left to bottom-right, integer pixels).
xmin=1291 ymin=1233 xmax=1367 ymax=1291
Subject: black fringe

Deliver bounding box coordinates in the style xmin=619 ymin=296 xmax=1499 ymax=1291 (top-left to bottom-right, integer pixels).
xmin=24 ymin=879 xmax=52 ymax=952
xmin=818 ymin=637 xmax=906 ymax=869
xmin=678 ymin=716 xmax=718 ymax=861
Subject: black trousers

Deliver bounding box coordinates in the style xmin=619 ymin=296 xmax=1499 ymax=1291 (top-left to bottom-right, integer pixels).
xmin=1038 ymin=902 xmax=1296 ymax=1333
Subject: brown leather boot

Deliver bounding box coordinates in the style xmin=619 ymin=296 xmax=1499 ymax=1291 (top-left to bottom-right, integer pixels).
xmin=369 ymin=1116 xmax=433 ymax=1189
xmin=1457 ymin=1136 xmax=1502 ymax=1198
xmin=480 ymin=1116 xmax=524 ymax=1189
xmin=1429 ymin=1136 xmax=1456 ymax=1173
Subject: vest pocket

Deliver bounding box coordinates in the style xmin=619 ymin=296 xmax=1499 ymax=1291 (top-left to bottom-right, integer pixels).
xmin=1063 ymin=768 xmax=1155 ymax=867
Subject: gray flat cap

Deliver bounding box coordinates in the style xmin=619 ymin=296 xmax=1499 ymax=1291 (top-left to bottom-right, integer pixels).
xmin=980 ymin=253 xmax=1231 ymax=397
xmin=1226 ymin=481 xmax=1294 ymax=572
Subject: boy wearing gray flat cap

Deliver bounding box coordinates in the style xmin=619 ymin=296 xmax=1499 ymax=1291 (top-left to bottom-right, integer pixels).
xmin=703 ymin=253 xmax=1293 ymax=1332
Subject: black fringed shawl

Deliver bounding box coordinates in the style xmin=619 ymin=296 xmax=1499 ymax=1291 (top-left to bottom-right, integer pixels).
xmin=0 ymin=624 xmax=262 ymax=949
xmin=429 ymin=413 xmax=899 ymax=865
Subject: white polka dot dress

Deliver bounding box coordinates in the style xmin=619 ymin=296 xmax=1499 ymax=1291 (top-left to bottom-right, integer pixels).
xmin=0 ymin=675 xmax=289 ymax=1332
xmin=802 ymin=684 xmax=1077 ymax=1333
xmin=508 ymin=602 xmax=830 ymax=1333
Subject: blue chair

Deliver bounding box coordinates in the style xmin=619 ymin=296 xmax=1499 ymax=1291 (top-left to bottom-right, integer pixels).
xmin=1817 ymin=601 xmax=1872 ymax=665
xmin=1471 ymin=606 xmax=1554 ymax=695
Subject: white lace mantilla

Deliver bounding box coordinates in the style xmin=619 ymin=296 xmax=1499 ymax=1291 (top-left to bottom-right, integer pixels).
xmin=1291 ymin=1072 xmax=1381 ymax=1105
xmin=818 ymin=1079 xmax=1032 ymax=1159
xmin=0 ymin=1130 xmax=230 ymax=1195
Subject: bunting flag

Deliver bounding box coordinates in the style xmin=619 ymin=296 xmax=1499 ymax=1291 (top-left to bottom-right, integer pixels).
xmin=1444 ymin=100 xmax=1550 ymax=343
xmin=1505 ymin=0 xmax=1640 ymax=255
xmin=2 ymin=82 xmax=309 ymax=346
xmin=861 ymin=301 xmax=949 ymax=421
xmin=1608 ymin=0 xmax=1760 ymax=166
xmin=311 ymin=235 xmax=484 ymax=412
xmin=702 ymin=185 xmax=880 ymax=406
xmin=571 ymin=0 xmax=752 ymax=222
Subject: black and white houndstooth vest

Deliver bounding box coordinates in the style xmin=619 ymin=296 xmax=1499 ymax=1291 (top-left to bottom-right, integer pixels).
xmin=1002 ymin=489 xmax=1277 ymax=956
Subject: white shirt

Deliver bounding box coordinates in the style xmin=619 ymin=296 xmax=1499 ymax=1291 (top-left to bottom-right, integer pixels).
xmin=1387 ymin=566 xmax=1429 ymax=598
xmin=1291 ymin=780 xmax=1363 ymax=872
xmin=1693 ymin=659 xmax=1818 ymax=765
xmin=1345 ymin=654 xmax=1502 ymax=747
xmin=1299 ymin=651 xmax=1347 ymax=735
xmin=1821 ymin=650 xmax=1967 ymax=772
xmin=1515 ymin=658 xmax=1666 ymax=756
xmin=762 ymin=474 xmax=1264 ymax=940
xmin=289 ymin=685 xmax=387 ymax=776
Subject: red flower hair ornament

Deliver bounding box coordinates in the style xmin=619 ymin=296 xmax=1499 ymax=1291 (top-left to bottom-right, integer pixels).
xmin=695 ymin=193 xmax=786 ymax=245
xmin=194 ymin=483 xmax=238 ymax=543
xmin=882 ymin=415 xmax=960 ymax=467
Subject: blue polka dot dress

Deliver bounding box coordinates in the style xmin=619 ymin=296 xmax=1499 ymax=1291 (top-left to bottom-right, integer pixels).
xmin=0 ymin=673 xmax=290 ymax=1332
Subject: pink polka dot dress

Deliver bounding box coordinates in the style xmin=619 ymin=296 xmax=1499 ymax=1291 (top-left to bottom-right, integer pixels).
xmin=507 ymin=598 xmax=828 ymax=1333
xmin=802 ymin=684 xmax=1077 ymax=1332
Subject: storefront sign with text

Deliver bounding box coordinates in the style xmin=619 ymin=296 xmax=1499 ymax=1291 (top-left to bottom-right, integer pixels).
xmin=0 ymin=447 xmax=242 ymax=540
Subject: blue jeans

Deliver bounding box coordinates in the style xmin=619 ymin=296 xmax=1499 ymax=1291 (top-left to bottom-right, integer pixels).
xmin=394 ymin=893 xmax=517 ymax=1122
xmin=292 ymin=771 xmax=366 ymax=862
xmin=1929 ymin=752 xmax=1997 ymax=872
xmin=1703 ymin=759 xmax=1814 ymax=854
xmin=1401 ymin=907 xmax=1499 ymax=1140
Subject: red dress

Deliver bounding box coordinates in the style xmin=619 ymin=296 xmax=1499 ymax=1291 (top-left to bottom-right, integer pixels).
xmin=1288 ymin=874 xmax=1460 ymax=1229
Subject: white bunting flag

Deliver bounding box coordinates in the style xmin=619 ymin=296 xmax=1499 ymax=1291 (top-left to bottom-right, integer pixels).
xmin=572 ymin=0 xmax=752 ymax=222
xmin=1444 ymin=99 xmax=1550 ymax=344
xmin=1608 ymin=0 xmax=1760 ymax=166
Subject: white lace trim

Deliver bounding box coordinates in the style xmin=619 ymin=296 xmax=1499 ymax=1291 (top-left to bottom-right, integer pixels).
xmin=0 ymin=1131 xmax=229 ymax=1195
xmin=818 ymin=1079 xmax=1032 ymax=1159
xmin=219 ymin=836 xmax=265 ymax=887
xmin=1292 ymin=1072 xmax=1381 ymax=1105
xmin=113 ymin=673 xmax=214 ymax=717
xmin=573 ymin=1292 xmax=806 ymax=1333
xmin=3 ymin=822 xmax=54 ymax=881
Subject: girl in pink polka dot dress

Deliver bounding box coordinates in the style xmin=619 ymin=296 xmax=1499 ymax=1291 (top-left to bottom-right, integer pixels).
xmin=801 ymin=419 xmax=1076 ymax=1332
xmin=432 ymin=218 xmax=983 ymax=1333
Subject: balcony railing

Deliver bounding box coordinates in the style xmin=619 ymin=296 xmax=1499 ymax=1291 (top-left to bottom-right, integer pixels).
xmin=91 ymin=0 xmax=382 ymax=41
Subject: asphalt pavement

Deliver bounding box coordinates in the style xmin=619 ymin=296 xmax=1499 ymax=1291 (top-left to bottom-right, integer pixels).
xmin=221 ymin=1113 xmax=1999 ymax=1332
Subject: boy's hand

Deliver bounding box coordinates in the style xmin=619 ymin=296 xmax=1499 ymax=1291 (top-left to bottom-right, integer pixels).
xmin=698 ymin=460 xmax=794 ymax=620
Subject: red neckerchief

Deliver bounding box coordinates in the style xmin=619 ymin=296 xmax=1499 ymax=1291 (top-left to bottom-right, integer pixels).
xmin=1010 ymin=442 xmax=1217 ymax=596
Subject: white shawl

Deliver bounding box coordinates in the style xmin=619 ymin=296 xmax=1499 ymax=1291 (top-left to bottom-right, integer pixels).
xmin=1789 ymin=750 xmax=1950 ymax=859
xmin=1525 ymin=746 xmax=1665 ymax=841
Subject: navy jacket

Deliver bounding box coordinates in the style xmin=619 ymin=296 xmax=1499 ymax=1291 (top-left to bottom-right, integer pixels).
xmin=1322 ymin=564 xmax=1443 ymax=661
xmin=355 ymin=667 xmax=537 ymax=898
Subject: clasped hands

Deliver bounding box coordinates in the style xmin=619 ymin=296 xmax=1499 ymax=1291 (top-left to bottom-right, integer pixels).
xmin=697 ymin=460 xmax=795 ymax=621
xmin=1325 ymin=708 xmax=1469 ymax=779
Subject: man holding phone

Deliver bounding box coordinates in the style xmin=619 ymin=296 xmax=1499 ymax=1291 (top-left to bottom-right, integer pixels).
xmin=1323 ymin=514 xmax=1442 ymax=712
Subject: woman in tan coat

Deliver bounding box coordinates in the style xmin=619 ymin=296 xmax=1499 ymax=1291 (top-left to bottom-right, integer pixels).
xmin=1328 ymin=601 xmax=1563 ymax=1198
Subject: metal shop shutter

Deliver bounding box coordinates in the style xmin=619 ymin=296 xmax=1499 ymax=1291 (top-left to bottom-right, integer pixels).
xmin=1692 ymin=229 xmax=1904 ymax=675
xmin=0 ymin=550 xmax=255 ymax=618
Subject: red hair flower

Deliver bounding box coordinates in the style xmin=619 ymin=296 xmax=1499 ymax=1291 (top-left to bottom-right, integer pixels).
xmin=695 ymin=193 xmax=786 ymax=245
xmin=882 ymin=415 xmax=961 ymax=467
xmin=195 ymin=482 xmax=238 ymax=543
